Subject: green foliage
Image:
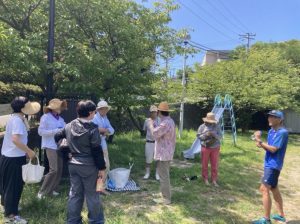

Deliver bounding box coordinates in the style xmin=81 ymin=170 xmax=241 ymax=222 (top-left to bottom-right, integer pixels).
xmin=0 ymin=81 xmax=42 ymax=103
xmin=185 ymin=42 xmax=300 ymax=130
xmin=0 ymin=0 xmax=180 ymax=108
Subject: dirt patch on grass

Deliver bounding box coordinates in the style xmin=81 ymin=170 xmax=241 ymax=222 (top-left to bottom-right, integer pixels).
xmin=280 ymin=154 xmax=300 ymax=221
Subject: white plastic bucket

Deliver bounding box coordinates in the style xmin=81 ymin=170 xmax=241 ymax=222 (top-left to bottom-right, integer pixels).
xmin=109 ymin=164 xmax=133 ymax=188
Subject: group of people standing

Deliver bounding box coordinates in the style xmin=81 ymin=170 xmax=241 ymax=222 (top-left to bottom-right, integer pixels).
xmin=0 ymin=97 xmax=114 ymax=224
xmin=0 ymin=95 xmax=290 ymax=224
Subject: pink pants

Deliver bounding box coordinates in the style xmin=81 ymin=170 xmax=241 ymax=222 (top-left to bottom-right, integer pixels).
xmin=201 ymin=146 xmax=220 ymax=182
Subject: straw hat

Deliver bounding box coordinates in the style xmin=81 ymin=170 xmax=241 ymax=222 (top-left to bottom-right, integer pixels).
xmin=96 ymin=100 xmax=111 ymax=111
xmin=157 ymin=102 xmax=172 ymax=112
xmin=21 ymin=101 xmax=41 ymax=115
xmin=149 ymin=105 xmax=158 ymax=112
xmin=202 ymin=112 xmax=217 ymax=124
xmin=44 ymin=98 xmax=67 ymax=113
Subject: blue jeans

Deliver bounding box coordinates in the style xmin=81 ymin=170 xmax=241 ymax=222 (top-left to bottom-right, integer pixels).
xmin=67 ymin=164 xmax=104 ymax=224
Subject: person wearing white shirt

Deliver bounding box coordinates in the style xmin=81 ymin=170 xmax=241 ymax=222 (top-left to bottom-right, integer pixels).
xmin=92 ymin=100 xmax=114 ymax=194
xmin=0 ymin=96 xmax=40 ymax=224
xmin=143 ymin=105 xmax=160 ymax=180
xmin=37 ymin=98 xmax=67 ymax=199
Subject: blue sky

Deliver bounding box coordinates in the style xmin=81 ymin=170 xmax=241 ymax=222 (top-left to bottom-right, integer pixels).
xmin=137 ymin=0 xmax=300 ymax=73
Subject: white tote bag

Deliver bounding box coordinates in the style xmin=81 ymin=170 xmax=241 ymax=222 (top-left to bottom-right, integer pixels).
xmin=22 ymin=156 xmax=45 ymax=184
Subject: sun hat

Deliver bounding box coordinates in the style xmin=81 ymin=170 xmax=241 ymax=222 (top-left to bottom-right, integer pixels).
xmin=202 ymin=112 xmax=218 ymax=124
xmin=157 ymin=102 xmax=173 ymax=112
xmin=149 ymin=105 xmax=158 ymax=112
xmin=96 ymin=100 xmax=111 ymax=111
xmin=268 ymin=110 xmax=284 ymax=120
xmin=44 ymin=98 xmax=67 ymax=113
xmin=21 ymin=101 xmax=41 ymax=115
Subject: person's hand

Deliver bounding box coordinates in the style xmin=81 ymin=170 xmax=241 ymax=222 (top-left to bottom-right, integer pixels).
xmin=256 ymin=142 xmax=262 ymax=148
xmin=254 ymin=130 xmax=262 ymax=140
xmin=98 ymin=170 xmax=106 ymax=180
xmin=27 ymin=149 xmax=36 ymax=160
xmin=99 ymin=128 xmax=108 ymax=134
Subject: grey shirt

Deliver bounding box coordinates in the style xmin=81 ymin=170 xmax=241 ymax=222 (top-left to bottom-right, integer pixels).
xmin=197 ymin=123 xmax=222 ymax=148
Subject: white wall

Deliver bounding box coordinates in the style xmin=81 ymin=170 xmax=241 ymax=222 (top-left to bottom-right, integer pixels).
xmin=284 ymin=109 xmax=300 ymax=133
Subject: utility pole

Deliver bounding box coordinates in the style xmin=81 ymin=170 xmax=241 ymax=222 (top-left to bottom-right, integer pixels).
xmin=239 ymin=33 xmax=256 ymax=53
xmin=46 ymin=0 xmax=55 ymax=102
xmin=179 ymin=39 xmax=189 ymax=138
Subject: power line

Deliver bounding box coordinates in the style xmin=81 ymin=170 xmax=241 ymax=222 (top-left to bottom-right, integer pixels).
xmin=216 ymin=0 xmax=250 ymax=32
xmin=188 ymin=40 xmax=231 ymax=57
xmin=176 ymin=0 xmax=240 ymax=42
xmin=205 ymin=0 xmax=248 ymax=33
xmin=190 ymin=0 xmax=240 ymax=36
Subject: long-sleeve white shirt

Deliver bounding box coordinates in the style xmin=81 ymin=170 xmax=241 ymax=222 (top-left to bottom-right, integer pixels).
xmin=38 ymin=112 xmax=65 ymax=150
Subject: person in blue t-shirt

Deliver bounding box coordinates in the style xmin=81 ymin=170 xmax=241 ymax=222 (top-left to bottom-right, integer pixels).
xmin=252 ymin=110 xmax=288 ymax=224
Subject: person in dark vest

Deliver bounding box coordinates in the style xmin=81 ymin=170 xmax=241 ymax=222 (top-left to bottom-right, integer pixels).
xmin=55 ymin=100 xmax=106 ymax=224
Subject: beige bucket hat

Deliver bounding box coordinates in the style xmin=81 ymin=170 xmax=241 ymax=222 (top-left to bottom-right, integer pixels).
xmin=202 ymin=112 xmax=218 ymax=124
xmin=21 ymin=101 xmax=41 ymax=115
xmin=149 ymin=105 xmax=158 ymax=112
xmin=157 ymin=102 xmax=173 ymax=112
xmin=44 ymin=98 xmax=67 ymax=113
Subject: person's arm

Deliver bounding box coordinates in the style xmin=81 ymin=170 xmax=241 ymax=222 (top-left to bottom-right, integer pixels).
xmin=11 ymin=118 xmax=35 ymax=159
xmin=38 ymin=115 xmax=60 ymax=137
xmin=105 ymin=118 xmax=115 ymax=136
xmin=149 ymin=120 xmax=170 ymax=139
xmin=54 ymin=128 xmax=66 ymax=143
xmin=197 ymin=125 xmax=209 ymax=141
xmin=90 ymin=128 xmax=106 ymax=171
xmin=211 ymin=124 xmax=222 ymax=140
xmin=12 ymin=135 xmax=35 ymax=159
xmin=255 ymin=131 xmax=286 ymax=153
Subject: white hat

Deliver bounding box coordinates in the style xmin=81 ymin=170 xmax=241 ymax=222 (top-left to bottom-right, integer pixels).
xmin=149 ymin=105 xmax=158 ymax=112
xmin=97 ymin=100 xmax=111 ymax=110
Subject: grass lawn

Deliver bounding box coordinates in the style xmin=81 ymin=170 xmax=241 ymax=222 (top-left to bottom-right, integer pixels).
xmin=1 ymin=130 xmax=299 ymax=224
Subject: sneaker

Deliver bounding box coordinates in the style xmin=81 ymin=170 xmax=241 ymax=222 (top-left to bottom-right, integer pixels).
xmin=52 ymin=191 xmax=60 ymax=196
xmin=37 ymin=192 xmax=45 ymax=200
xmin=4 ymin=215 xmax=28 ymax=224
xmin=271 ymin=214 xmax=286 ymax=222
xmin=252 ymin=217 xmax=272 ymax=224
xmin=143 ymin=173 xmax=150 ymax=180
xmin=204 ymin=180 xmax=210 ymax=186
xmin=155 ymin=173 xmax=160 ymax=181
xmin=212 ymin=181 xmax=219 ymax=187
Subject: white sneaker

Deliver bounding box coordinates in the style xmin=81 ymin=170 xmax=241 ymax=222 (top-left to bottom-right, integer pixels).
xmin=5 ymin=215 xmax=28 ymax=224
xmin=155 ymin=173 xmax=160 ymax=181
xmin=143 ymin=173 xmax=150 ymax=179
xmin=52 ymin=191 xmax=60 ymax=196
xmin=37 ymin=192 xmax=45 ymax=200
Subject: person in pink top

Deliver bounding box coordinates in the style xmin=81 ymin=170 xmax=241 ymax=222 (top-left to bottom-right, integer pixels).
xmin=149 ymin=102 xmax=176 ymax=205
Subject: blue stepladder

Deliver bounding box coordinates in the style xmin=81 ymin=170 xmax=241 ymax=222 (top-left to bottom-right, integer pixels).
xmin=212 ymin=94 xmax=237 ymax=146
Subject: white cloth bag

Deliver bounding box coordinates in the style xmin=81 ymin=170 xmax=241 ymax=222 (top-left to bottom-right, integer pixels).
xmin=22 ymin=156 xmax=45 ymax=184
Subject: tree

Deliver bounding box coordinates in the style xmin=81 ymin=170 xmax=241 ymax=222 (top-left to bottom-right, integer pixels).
xmin=186 ymin=44 xmax=300 ymax=131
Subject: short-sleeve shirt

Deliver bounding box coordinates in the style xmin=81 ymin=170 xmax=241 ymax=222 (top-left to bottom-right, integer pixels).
xmin=143 ymin=118 xmax=158 ymax=141
xmin=265 ymin=127 xmax=288 ymax=170
xmin=1 ymin=114 xmax=28 ymax=157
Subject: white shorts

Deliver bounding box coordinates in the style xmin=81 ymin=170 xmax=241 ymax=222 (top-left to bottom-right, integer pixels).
xmin=145 ymin=142 xmax=155 ymax=164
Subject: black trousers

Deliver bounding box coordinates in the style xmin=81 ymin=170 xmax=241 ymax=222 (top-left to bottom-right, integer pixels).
xmin=0 ymin=155 xmax=26 ymax=216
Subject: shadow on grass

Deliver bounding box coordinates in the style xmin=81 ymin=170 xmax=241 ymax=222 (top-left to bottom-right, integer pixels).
xmin=104 ymin=132 xmax=265 ymax=223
